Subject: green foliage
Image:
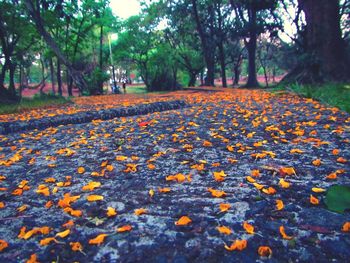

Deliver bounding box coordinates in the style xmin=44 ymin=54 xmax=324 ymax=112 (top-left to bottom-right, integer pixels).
xmin=85 ymin=68 xmax=110 ymax=95
xmin=325 ymin=185 xmax=350 ymax=214
xmin=0 ymin=95 xmax=70 ymax=115
xmin=287 ymin=83 xmax=350 ymax=113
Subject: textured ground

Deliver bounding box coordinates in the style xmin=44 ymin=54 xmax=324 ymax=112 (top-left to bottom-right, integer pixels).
xmin=0 ymin=89 xmax=349 ymax=263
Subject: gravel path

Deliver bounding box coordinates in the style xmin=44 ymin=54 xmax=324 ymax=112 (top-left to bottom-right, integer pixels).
xmin=0 ymin=89 xmax=349 ymax=262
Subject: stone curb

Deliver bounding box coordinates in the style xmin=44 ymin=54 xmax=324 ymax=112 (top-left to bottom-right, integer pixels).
xmin=0 ymin=100 xmax=187 ymax=135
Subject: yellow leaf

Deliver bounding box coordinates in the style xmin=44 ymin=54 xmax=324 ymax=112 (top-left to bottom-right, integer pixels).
xmin=106 ymin=207 xmax=117 ymax=217
xmin=312 ymin=159 xmax=321 ymax=166
xmin=279 ymin=179 xmax=290 ymax=189
xmin=55 ymin=229 xmax=70 ymax=238
xmin=251 ymin=170 xmax=260 ymax=177
xmin=290 ymin=149 xmax=304 ymax=154
xmin=175 ymin=216 xmax=192 ymax=226
xmin=243 ymin=221 xmax=254 ymax=234
xmin=312 ymin=187 xmax=326 ymax=193
xmin=276 ymin=199 xmax=284 ymax=210
xmin=134 ymin=208 xmax=147 ymax=216
xmin=86 ymin=195 xmax=104 ymax=202
xmin=253 ymin=182 xmax=264 ymax=190
xmin=88 ymin=234 xmax=108 ymax=245
xmin=262 ymin=187 xmax=276 ymax=195
xmin=166 ymin=173 xmax=186 ymax=183
xmin=82 ymin=181 xmax=101 ymax=191
xmin=217 ymin=226 xmax=232 ymax=235
xmin=26 ymin=254 xmax=39 ymax=263
xmin=116 ymin=225 xmax=132 ymax=233
xmin=279 ymin=167 xmax=296 ymax=176
xmin=17 ymin=205 xmax=27 ymax=213
xmin=279 ymin=226 xmax=293 ymax=240
xmin=116 ymin=155 xmax=128 ymax=161
xmin=246 ymin=176 xmax=256 ymax=183
xmin=149 ymin=189 xmax=154 ymax=197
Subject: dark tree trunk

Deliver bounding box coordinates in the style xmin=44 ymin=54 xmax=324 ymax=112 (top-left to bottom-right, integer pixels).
xmin=188 ymin=72 xmax=197 ymax=87
xmin=233 ymin=65 xmax=240 ymax=85
xmin=191 ymin=0 xmax=215 ymax=86
xmin=57 ymin=58 xmax=62 ymax=96
xmin=8 ymin=62 xmax=16 ymax=98
xmin=98 ymin=25 xmax=104 ymax=94
xmin=0 ymin=61 xmax=7 ymax=89
xmin=218 ymin=42 xmax=227 ymax=87
xmin=283 ymin=0 xmax=350 ymax=84
xmin=245 ymin=7 xmax=259 ymax=88
xmin=49 ymin=57 xmax=56 ymax=95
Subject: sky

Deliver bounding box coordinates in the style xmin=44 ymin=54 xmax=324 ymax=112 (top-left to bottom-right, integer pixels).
xmin=109 ymin=0 xmax=141 ymax=19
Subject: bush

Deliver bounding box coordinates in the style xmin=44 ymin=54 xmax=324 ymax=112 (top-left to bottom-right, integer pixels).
xmin=85 ymin=68 xmax=109 ymax=95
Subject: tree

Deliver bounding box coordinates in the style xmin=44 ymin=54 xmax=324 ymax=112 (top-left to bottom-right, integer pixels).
xmin=230 ymin=0 xmax=279 ymax=87
xmin=282 ymin=0 xmax=350 ymax=84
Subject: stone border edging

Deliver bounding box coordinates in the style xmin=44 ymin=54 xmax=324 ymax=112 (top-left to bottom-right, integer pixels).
xmin=0 ymin=100 xmax=187 ymax=135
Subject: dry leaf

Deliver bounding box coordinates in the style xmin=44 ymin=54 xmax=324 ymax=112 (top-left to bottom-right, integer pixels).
xmin=175 ymin=216 xmax=192 ymax=226
xmin=88 ymin=234 xmax=108 ymax=245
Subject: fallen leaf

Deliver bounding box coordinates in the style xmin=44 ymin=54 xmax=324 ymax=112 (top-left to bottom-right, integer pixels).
xmin=341 ymin=222 xmax=350 ymax=232
xmin=0 ymin=239 xmax=8 ymax=252
xmin=258 ymin=246 xmax=272 ymax=257
xmin=310 ymin=195 xmax=319 ymax=205
xmin=86 ymin=195 xmax=104 ymax=202
xmin=279 ymin=225 xmax=293 ymax=240
xmin=224 ymin=240 xmax=247 ymax=251
xmin=219 ymin=203 xmax=231 ymax=213
xmin=106 ymin=207 xmax=117 ymax=217
xmin=116 ymin=225 xmax=132 ymax=232
xmin=243 ymin=221 xmax=255 ymax=234
xmin=134 ymin=208 xmax=147 ymax=216
xmin=217 ymin=226 xmax=232 ymax=235
xmin=70 ymin=242 xmax=83 ymax=252
xmin=312 ymin=187 xmax=326 ymax=193
xmin=276 ymin=199 xmax=284 ymax=210
xmin=39 ymin=237 xmax=57 ymax=246
xmin=175 ymin=216 xmax=192 ymax=226
xmin=88 ymin=234 xmax=108 ymax=245
xmin=77 ymin=167 xmax=85 ymax=174
xmin=26 ymin=253 xmax=39 ymax=263
xmin=158 ymin=187 xmax=171 ymax=193
xmin=55 ymin=229 xmax=70 ymax=238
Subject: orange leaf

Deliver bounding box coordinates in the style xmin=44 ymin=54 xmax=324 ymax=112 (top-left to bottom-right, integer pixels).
xmin=116 ymin=225 xmax=132 ymax=233
xmin=89 ymin=234 xmax=108 ymax=245
xmin=332 ymin=149 xmax=340 ymax=155
xmin=290 ymin=149 xmax=304 ymax=154
xmin=77 ymin=167 xmax=85 ymax=174
xmin=243 ymin=221 xmax=255 ymax=234
xmin=17 ymin=205 xmax=27 ymax=213
xmin=158 ymin=187 xmax=171 ymax=193
xmin=310 ymin=195 xmax=319 ymax=205
xmin=0 ymin=202 xmax=4 ymax=209
xmin=166 ymin=173 xmax=186 ymax=183
xmin=175 ymin=216 xmax=192 ymax=226
xmin=312 ymin=159 xmax=321 ymax=166
xmin=134 ymin=208 xmax=147 ymax=216
xmin=262 ymin=187 xmax=276 ymax=195
xmin=312 ymin=187 xmax=326 ymax=193
xmin=26 ymin=254 xmax=39 ymax=263
xmin=213 ymin=171 xmax=227 ymax=182
xmin=219 ymin=203 xmax=231 ymax=213
xmin=251 ymin=170 xmax=260 ymax=177
xmin=217 ymin=226 xmax=232 ymax=235
xmin=246 ymin=176 xmax=256 ymax=183
xmin=279 ymin=167 xmax=296 ymax=176
xmin=276 ymin=199 xmax=284 ymax=210
xmin=62 ymin=220 xmax=74 ymax=228
xmin=224 ymin=240 xmax=247 ymax=251
xmin=258 ymin=246 xmax=272 ymax=257
xmin=337 ymin=157 xmax=347 ymax=164
xmin=86 ymin=195 xmax=104 ymax=202
xmin=70 ymin=242 xmax=83 ymax=251
xmin=39 ymin=237 xmax=57 ymax=246
xmin=341 ymin=222 xmax=350 ymax=232
xmin=203 ymin=140 xmax=213 ymax=147
xmin=326 ymin=172 xmax=337 ymax=180
xmin=279 ymin=225 xmax=293 ymax=240
xmin=82 ymin=181 xmax=101 ymax=191
xmin=208 ymin=188 xmax=226 ymax=198
xmin=0 ymin=239 xmax=8 ymax=252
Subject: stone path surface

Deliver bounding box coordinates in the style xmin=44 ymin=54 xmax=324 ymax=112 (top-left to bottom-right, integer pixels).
xmin=0 ymin=89 xmax=349 ymax=262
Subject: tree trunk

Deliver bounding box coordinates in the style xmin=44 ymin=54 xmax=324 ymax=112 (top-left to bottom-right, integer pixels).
xmin=24 ymin=0 xmax=87 ymax=92
xmin=218 ymin=42 xmax=227 ymax=87
xmin=233 ymin=65 xmax=240 ymax=85
xmin=0 ymin=61 xmax=7 ymax=89
xmin=245 ymin=8 xmax=259 ymax=88
xmin=283 ymin=0 xmax=350 ymax=84
xmin=49 ymin=57 xmax=56 ymax=95
xmin=98 ymin=25 xmax=104 ymax=94
xmin=188 ymin=72 xmax=197 ymax=87
xmin=57 ymin=58 xmax=62 ymax=96
xmin=8 ymin=62 xmax=16 ymax=98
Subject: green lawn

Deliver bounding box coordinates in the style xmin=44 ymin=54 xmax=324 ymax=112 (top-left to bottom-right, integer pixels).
xmin=0 ymin=95 xmax=71 ymax=115
xmin=271 ymin=83 xmax=350 ymax=113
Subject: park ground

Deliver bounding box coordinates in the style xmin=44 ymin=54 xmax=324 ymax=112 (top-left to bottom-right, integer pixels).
xmin=0 ymin=87 xmax=349 ymax=262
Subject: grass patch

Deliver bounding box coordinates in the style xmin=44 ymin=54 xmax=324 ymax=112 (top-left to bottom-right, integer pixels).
xmin=0 ymin=94 xmax=71 ymax=115
xmin=271 ymin=83 xmax=350 ymax=113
